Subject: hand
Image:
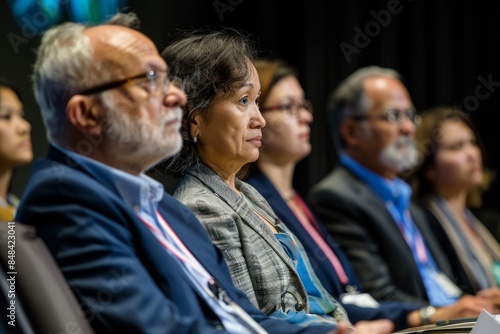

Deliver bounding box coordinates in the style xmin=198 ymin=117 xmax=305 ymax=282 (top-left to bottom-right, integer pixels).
xmin=327 ymin=321 xmax=351 ymax=334
xmin=476 ymin=286 xmax=500 ymax=310
xmin=327 ymin=319 xmax=394 ymax=334
xmin=433 ymin=294 xmax=495 ymax=322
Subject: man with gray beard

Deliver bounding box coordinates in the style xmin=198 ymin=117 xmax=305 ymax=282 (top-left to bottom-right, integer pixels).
xmin=15 ymin=12 xmax=345 ymax=334
xmin=309 ymin=66 xmax=496 ymax=325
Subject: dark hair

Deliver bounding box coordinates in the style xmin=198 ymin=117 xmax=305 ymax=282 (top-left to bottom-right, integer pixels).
xmin=0 ymin=77 xmax=23 ymax=104
xmin=407 ymin=106 xmax=488 ymax=207
xmin=157 ymin=28 xmax=257 ymax=177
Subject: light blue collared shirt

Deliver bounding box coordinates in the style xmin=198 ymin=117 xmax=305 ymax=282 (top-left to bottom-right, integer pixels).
xmin=55 ymin=145 xmax=255 ymax=333
xmin=341 ymin=153 xmax=460 ymax=306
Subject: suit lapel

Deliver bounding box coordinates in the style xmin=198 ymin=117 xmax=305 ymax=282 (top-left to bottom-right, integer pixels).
xmin=157 ymin=194 xmax=227 ymax=280
xmin=186 ymin=165 xmax=301 ymax=278
xmin=337 ymin=167 xmax=422 ymax=276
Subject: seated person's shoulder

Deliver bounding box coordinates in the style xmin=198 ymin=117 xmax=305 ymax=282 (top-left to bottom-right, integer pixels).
xmin=310 ymin=167 xmax=357 ymax=202
xmin=17 ymin=161 xmax=130 ymax=230
xmin=174 ymin=175 xmax=214 ymax=204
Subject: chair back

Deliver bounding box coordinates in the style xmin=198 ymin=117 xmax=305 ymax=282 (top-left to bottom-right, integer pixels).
xmin=0 ymin=222 xmax=94 ymax=334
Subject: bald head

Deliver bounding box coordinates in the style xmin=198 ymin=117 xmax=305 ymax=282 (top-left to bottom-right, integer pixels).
xmin=363 ymin=76 xmax=413 ymax=117
xmin=84 ymin=25 xmax=166 ymax=80
xmin=32 ymin=13 xmax=166 ymax=146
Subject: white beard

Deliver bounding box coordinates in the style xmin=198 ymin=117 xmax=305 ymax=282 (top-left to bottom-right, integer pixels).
xmin=102 ymin=96 xmax=183 ymax=165
xmin=379 ymin=136 xmax=418 ymax=173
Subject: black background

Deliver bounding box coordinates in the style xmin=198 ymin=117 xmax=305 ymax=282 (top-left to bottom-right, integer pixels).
xmin=1 ymin=0 xmax=499 ymax=211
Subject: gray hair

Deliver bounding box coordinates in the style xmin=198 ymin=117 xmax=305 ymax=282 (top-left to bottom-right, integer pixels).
xmin=327 ymin=66 xmax=402 ymax=150
xmin=32 ymin=12 xmax=140 ymax=145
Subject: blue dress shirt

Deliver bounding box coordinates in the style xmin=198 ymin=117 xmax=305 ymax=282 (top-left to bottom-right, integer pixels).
xmin=341 ymin=154 xmax=460 ymax=306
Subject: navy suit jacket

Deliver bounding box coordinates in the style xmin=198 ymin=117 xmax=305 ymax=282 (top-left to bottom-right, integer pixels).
xmin=247 ymin=169 xmax=421 ymax=330
xmin=15 ymin=146 xmax=334 ymax=334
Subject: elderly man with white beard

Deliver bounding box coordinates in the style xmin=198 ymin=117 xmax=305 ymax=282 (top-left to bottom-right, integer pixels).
xmin=309 ymin=66 xmax=498 ymax=326
xmin=15 ymin=12 xmax=351 ymax=334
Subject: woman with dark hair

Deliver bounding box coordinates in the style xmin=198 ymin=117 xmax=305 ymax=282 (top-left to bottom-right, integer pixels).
xmin=246 ymin=58 xmax=499 ymax=329
xmin=0 ymin=77 xmax=32 ymax=221
xmin=408 ymin=106 xmax=500 ymax=295
xmin=159 ymin=30 xmax=392 ymax=333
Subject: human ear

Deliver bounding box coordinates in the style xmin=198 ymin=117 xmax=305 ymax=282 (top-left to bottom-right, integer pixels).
xmin=340 ymin=118 xmax=362 ymax=149
xmin=66 ymin=95 xmax=103 ymax=136
xmin=190 ymin=112 xmax=203 ymax=139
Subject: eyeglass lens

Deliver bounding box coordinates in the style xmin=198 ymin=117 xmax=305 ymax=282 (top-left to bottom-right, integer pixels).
xmin=385 ymin=108 xmax=416 ymax=123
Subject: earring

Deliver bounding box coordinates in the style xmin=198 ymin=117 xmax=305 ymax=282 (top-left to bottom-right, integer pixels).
xmin=193 ymin=135 xmax=198 ymax=143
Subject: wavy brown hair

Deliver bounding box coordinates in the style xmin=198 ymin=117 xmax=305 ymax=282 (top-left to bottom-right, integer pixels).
xmin=407 ymin=106 xmax=490 ymax=207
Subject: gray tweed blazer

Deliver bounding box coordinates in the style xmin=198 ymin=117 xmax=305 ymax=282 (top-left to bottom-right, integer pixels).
xmin=173 ymin=163 xmax=309 ymax=315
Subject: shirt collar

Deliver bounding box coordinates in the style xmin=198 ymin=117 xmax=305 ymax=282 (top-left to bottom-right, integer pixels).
xmin=53 ymin=144 xmax=164 ymax=214
xmin=340 ymin=153 xmax=412 ymax=212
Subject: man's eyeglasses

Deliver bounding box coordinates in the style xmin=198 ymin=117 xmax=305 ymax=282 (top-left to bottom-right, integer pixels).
xmin=260 ymin=100 xmax=313 ymax=117
xmin=76 ymin=70 xmax=181 ymax=96
xmin=350 ymin=108 xmax=420 ymax=125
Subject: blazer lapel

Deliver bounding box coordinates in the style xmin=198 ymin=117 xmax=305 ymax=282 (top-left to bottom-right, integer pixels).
xmin=186 ymin=165 xmax=301 ymax=279
xmin=249 ymin=171 xmax=348 ymax=293
xmin=337 ymin=167 xmax=422 ymax=276
xmin=157 ymin=194 xmax=228 ymax=279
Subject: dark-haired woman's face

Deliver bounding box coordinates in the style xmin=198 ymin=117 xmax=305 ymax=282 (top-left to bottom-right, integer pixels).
xmin=193 ymin=62 xmax=265 ymax=175
xmin=427 ymin=120 xmax=483 ymax=193
xmin=0 ymin=87 xmax=32 ymax=169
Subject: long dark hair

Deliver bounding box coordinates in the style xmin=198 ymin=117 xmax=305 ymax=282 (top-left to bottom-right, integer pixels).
xmin=407 ymin=106 xmax=488 ymax=207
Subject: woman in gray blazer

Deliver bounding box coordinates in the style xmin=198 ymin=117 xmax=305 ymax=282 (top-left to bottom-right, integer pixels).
xmin=157 ymin=29 xmax=393 ymax=334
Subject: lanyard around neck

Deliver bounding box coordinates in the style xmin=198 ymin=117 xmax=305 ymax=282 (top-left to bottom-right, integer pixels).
xmin=292 ymin=193 xmax=349 ymax=285
xmin=139 ymin=211 xmax=215 ymax=285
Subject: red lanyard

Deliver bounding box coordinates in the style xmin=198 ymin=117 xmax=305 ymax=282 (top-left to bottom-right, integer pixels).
xmin=293 ymin=194 xmax=349 ymax=285
xmin=398 ymin=210 xmax=428 ymax=265
xmin=139 ymin=211 xmax=267 ymax=334
xmin=139 ymin=211 xmax=215 ymax=285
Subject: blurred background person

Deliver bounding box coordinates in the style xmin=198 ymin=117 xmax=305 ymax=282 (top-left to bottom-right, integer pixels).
xmin=407 ymin=106 xmax=500 ymax=295
xmin=159 ymin=30 xmax=393 ymax=334
xmin=246 ymin=58 xmax=425 ymax=330
xmin=0 ymin=77 xmax=32 ymax=222
xmin=246 ymin=58 xmax=500 ymax=329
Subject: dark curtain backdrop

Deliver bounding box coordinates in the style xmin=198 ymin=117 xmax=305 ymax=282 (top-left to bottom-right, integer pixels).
xmin=1 ymin=0 xmax=499 ymax=210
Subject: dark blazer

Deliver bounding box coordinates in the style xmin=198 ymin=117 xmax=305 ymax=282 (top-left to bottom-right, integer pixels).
xmin=15 ymin=145 xmax=334 ymax=334
xmin=308 ymin=165 xmax=458 ymax=306
xmin=247 ymin=169 xmax=420 ymax=330
xmin=422 ymin=197 xmax=500 ymax=294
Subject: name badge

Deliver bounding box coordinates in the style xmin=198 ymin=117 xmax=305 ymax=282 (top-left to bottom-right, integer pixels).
xmin=340 ymin=292 xmax=380 ymax=308
xmin=431 ymin=270 xmax=463 ymax=298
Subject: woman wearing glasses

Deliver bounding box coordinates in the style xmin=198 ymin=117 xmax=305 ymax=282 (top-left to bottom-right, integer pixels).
xmin=0 ymin=77 xmax=32 ymax=222
xmin=407 ymin=106 xmax=500 ymax=295
xmin=245 ymin=58 xmax=431 ymax=331
xmin=159 ymin=30 xmax=393 ymax=334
